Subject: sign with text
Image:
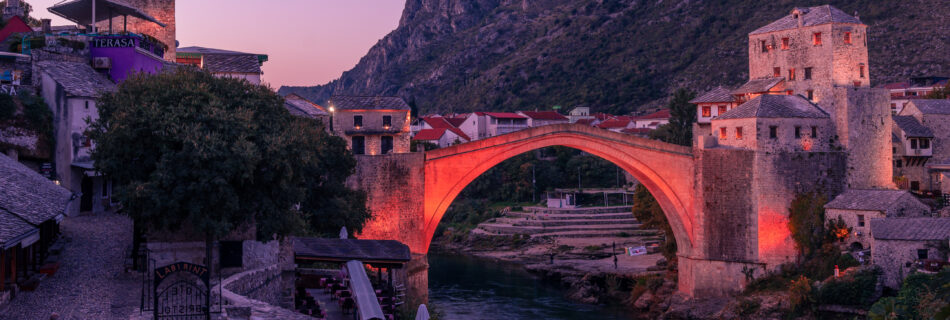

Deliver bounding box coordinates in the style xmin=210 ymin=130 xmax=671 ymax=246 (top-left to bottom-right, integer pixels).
xmin=153 ymin=261 xmax=210 ymax=319
xmin=91 ymin=37 xmax=136 ymax=48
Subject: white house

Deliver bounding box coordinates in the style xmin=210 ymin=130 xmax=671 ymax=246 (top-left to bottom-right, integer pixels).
xmin=517 ymin=111 xmax=569 ymax=127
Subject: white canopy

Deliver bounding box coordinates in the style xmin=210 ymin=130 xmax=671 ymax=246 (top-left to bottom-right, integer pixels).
xmin=345 ymin=260 xmax=385 ymax=320
xmin=415 ymin=304 xmax=430 ymax=320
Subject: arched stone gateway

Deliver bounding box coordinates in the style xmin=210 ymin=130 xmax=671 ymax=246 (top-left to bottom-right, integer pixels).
xmin=350 ymin=124 xmax=811 ymax=296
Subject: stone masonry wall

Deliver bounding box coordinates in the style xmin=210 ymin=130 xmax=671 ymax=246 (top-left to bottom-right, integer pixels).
xmin=348 ymin=152 xmax=426 ymax=250
xmin=99 ymin=0 xmax=176 ymax=60
xmin=753 ymin=150 xmax=847 ymax=267
xmin=831 ymin=87 xmax=893 ymax=190
xmin=871 ymin=238 xmax=947 ymax=288
xmin=826 ymin=208 xmax=883 ymax=250
xmin=697 ymin=148 xmax=757 ymax=263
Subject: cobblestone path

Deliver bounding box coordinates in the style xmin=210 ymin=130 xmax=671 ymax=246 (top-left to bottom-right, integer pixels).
xmin=0 ymin=213 xmax=141 ymax=320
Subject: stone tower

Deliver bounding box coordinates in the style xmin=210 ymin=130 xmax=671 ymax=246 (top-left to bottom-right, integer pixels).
xmin=99 ymin=0 xmax=176 ymax=61
xmin=747 ymin=5 xmax=892 ymax=190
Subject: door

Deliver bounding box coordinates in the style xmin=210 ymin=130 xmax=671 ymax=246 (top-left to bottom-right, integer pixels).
xmin=80 ymin=176 xmax=93 ymax=212
xmin=220 ymin=241 xmax=243 ymax=268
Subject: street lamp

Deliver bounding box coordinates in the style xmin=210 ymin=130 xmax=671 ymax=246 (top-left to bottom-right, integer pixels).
xmin=328 ymin=105 xmax=335 ymax=131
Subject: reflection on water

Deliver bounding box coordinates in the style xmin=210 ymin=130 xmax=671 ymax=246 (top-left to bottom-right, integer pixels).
xmin=427 ymin=253 xmax=637 ymax=320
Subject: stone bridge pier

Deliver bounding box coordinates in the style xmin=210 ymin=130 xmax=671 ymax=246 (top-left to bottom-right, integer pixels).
xmin=348 ymin=124 xmax=805 ymax=297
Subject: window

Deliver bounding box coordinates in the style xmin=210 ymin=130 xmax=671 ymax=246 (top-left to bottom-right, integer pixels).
xmin=893 ymin=147 xmax=896 ymax=154
xmin=859 ymin=64 xmax=865 ymax=78
xmin=794 ymin=126 xmax=801 ymax=139
xmin=220 ymin=241 xmax=244 ymax=268
xmin=788 ymin=68 xmax=796 ymax=81
xmin=917 ymin=249 xmax=929 ymax=260
xmin=718 ymin=105 xmax=727 ymax=115
xmin=352 ymin=136 xmax=365 ymax=155
xmin=921 ymin=139 xmax=930 ymax=149
xmin=804 ymin=67 xmax=812 ymax=80
xmin=911 ymin=181 xmax=920 ymax=191
xmin=854 ymin=81 xmax=862 ymax=87
xmin=813 ymin=32 xmax=822 ymax=45
xmin=760 ymin=40 xmax=768 ymax=53
xmin=786 ymin=90 xmax=794 ymax=95
xmin=381 ymin=136 xmax=394 ymax=154
xmin=769 ymin=126 xmax=777 ymax=139
xmin=807 ymin=90 xmax=814 ymax=100
xmin=781 ymin=37 xmax=789 ymax=50
xmin=896 ymin=159 xmax=903 ymax=168
xmin=719 ymin=127 xmax=727 ymax=139
xmin=911 ymin=139 xmax=918 ymax=149
xmin=383 ymin=115 xmax=392 ymax=129
xmin=85 ymin=101 xmax=89 ymax=109
xmin=858 ymin=214 xmax=865 ymax=227
xmin=702 ymin=106 xmax=711 ymax=117
xmin=844 ymin=32 xmax=852 ymax=44
xmin=773 ymin=67 xmax=781 ymax=77
xmin=353 ymin=115 xmax=363 ymax=128
xmin=735 ymin=127 xmax=743 ymax=140
xmin=811 ymin=126 xmax=817 ymax=137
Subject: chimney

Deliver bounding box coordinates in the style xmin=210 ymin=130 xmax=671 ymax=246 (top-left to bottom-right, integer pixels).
xmin=42 ymin=19 xmax=51 ymax=34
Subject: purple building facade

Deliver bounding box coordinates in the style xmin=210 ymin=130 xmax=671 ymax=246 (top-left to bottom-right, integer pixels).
xmin=89 ymin=35 xmax=165 ymax=83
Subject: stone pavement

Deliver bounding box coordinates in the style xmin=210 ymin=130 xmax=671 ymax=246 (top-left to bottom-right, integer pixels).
xmin=0 ymin=212 xmax=141 ymax=320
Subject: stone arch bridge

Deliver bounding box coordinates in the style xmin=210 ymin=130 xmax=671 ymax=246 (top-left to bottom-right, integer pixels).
xmin=349 ymin=124 xmax=829 ymax=296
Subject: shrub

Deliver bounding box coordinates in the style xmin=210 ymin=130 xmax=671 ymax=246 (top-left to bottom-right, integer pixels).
xmin=0 ymin=94 xmax=14 ymax=119
xmin=815 ymin=267 xmax=882 ymax=306
xmin=734 ymin=297 xmax=761 ymax=316
xmin=788 ymin=275 xmax=813 ymax=312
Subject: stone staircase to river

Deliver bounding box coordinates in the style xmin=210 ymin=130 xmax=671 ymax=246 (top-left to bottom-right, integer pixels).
xmin=473 ymin=206 xmax=658 ymax=238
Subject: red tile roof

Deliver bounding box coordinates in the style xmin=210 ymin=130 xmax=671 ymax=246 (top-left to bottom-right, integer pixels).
xmin=445 ymin=117 xmax=467 ymax=127
xmin=483 ymin=112 xmax=526 ymax=119
xmin=519 ymin=111 xmax=568 ymax=120
xmin=0 ymin=16 xmax=32 ymax=43
xmin=621 ymin=128 xmax=653 ymax=134
xmin=422 ymin=116 xmax=453 ymax=129
xmin=596 ymin=118 xmax=633 ymax=129
xmin=881 ymin=82 xmax=911 ymax=90
xmin=413 ymin=128 xmax=448 ymax=141
xmin=575 ymin=119 xmax=596 ymax=126
xmin=593 ymin=113 xmax=612 ymax=121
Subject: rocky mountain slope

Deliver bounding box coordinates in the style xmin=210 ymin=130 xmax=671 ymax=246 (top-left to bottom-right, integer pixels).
xmin=280 ymin=0 xmax=950 ymax=115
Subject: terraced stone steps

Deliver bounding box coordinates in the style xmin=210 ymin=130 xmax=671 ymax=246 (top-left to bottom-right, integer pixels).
xmin=478 ymin=223 xmax=641 ymax=235
xmin=505 ymin=212 xmax=633 ymax=220
xmin=505 ymin=218 xmax=640 ymax=227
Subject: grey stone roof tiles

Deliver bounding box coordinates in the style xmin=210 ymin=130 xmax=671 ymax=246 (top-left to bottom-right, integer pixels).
xmin=716 ymin=94 xmax=828 ymax=120
xmin=690 ymin=87 xmax=736 ymax=104
xmin=893 ymin=116 xmax=933 ymax=138
xmin=0 ymin=211 xmax=36 ymax=245
xmin=909 ymin=99 xmax=950 ymax=115
xmin=892 ymin=133 xmax=901 ymax=143
xmin=38 ymin=60 xmax=116 ymax=98
xmin=284 ymin=94 xmax=328 ymax=118
xmin=0 ymin=154 xmax=71 ymax=226
xmin=731 ymin=78 xmax=784 ymax=95
xmin=293 ymin=237 xmax=411 ymax=263
xmin=202 ymin=54 xmax=261 ymax=74
xmin=871 ymin=218 xmax=950 ymax=241
xmin=178 ymin=46 xmax=257 ymax=55
xmin=329 ymin=95 xmax=410 ymax=110
xmin=825 ymin=189 xmax=922 ymax=212
xmin=750 ymin=5 xmax=863 ymax=35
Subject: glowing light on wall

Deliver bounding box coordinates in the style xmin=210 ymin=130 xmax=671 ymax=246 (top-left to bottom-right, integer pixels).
xmin=758 ymin=211 xmax=792 ymax=257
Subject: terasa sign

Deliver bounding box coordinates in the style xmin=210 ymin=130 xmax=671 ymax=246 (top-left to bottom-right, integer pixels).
xmin=92 ymin=38 xmax=136 ymax=48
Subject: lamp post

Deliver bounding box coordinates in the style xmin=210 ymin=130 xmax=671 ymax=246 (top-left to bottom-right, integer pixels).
xmin=328 ymin=105 xmax=335 ymax=132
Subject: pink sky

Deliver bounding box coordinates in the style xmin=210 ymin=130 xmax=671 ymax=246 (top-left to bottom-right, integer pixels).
xmin=27 ymin=0 xmax=406 ymax=88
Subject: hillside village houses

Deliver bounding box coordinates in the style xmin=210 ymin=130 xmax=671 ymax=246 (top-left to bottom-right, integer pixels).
xmin=693 ymin=4 xmax=950 ymax=287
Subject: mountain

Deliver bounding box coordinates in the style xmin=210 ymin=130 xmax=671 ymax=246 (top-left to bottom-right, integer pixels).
xmin=279 ymin=0 xmax=950 ymax=115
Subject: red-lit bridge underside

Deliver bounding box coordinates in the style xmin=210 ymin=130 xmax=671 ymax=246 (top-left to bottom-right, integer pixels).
xmin=421 ymin=124 xmax=697 ymax=256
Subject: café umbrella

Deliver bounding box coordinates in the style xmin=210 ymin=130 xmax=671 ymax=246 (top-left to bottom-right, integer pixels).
xmin=48 ymin=0 xmax=166 ymax=33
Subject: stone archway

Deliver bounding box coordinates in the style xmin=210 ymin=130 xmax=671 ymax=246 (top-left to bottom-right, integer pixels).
xmin=421 ymin=124 xmax=696 ymax=257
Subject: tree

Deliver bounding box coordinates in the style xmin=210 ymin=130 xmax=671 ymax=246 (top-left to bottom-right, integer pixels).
xmin=788 ymin=192 xmax=828 ymax=259
xmin=649 ymin=88 xmax=697 ymax=146
xmin=925 ymin=84 xmax=950 ymax=99
xmin=88 ymin=69 xmax=369 ymax=253
xmin=631 ymin=184 xmax=676 ymax=262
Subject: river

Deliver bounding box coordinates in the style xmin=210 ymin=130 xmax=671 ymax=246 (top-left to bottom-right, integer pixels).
xmin=427 ymin=253 xmax=637 ymax=320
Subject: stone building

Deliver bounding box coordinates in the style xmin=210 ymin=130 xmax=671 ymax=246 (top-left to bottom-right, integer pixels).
xmin=176 ymin=46 xmax=268 ymax=85
xmin=37 ymin=60 xmax=117 ymax=215
xmin=824 ymin=189 xmax=930 ymax=251
xmin=282 ymin=93 xmax=328 ymax=125
xmin=870 ymin=218 xmax=950 ymax=288
xmin=327 ymin=96 xmax=411 ymax=155
xmin=96 ymin=0 xmax=177 ymax=61
xmin=691 ymin=86 xmax=739 ymax=127
xmin=892 ymin=115 xmax=933 ymax=191
xmin=712 ymin=94 xmax=832 ymax=152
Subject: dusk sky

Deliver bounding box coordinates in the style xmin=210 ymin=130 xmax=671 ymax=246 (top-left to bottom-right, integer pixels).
xmin=28 ymin=0 xmax=406 ymax=88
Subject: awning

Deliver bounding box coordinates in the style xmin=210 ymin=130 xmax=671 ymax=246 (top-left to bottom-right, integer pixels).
xmin=293 ymin=237 xmax=411 ymax=266
xmin=47 ymin=0 xmax=167 ymax=28
xmin=345 ymin=260 xmax=386 ymax=320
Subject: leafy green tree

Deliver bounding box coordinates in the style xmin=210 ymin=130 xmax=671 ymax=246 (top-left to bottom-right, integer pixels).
xmin=649 ymin=88 xmax=696 ymax=146
xmin=631 ymin=184 xmax=676 ymax=261
xmin=88 ymin=69 xmax=369 ymax=253
xmin=788 ymin=192 xmax=828 ymax=259
xmin=925 ymin=84 xmax=950 ymax=99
